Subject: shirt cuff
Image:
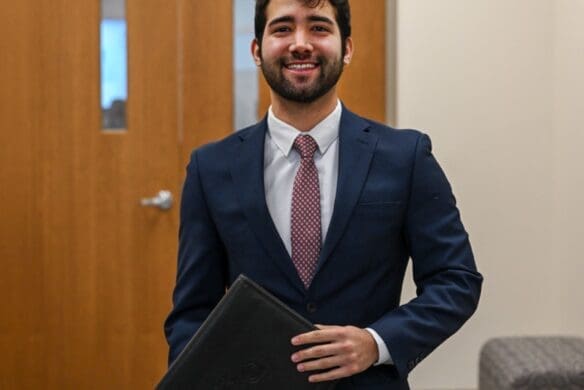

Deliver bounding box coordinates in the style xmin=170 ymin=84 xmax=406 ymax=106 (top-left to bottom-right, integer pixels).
xmin=365 ymin=327 xmax=393 ymax=365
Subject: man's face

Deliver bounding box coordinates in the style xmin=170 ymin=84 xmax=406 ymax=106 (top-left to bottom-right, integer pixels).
xmin=252 ymin=0 xmax=352 ymax=104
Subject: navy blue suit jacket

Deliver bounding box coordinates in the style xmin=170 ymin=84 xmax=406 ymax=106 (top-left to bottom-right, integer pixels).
xmin=164 ymin=108 xmax=483 ymax=389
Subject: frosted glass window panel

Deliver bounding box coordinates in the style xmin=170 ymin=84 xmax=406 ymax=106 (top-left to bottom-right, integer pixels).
xmin=234 ymin=0 xmax=259 ymax=130
xmin=100 ymin=0 xmax=127 ymax=130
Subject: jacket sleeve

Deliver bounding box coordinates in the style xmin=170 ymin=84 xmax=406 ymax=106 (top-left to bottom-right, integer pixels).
xmin=369 ymin=133 xmax=483 ymax=378
xmin=163 ymin=150 xmax=228 ymax=365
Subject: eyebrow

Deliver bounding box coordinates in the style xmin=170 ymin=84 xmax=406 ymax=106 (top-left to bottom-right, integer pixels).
xmin=267 ymin=15 xmax=335 ymax=28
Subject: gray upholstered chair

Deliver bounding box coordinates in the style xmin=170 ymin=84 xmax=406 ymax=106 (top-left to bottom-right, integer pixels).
xmin=479 ymin=336 xmax=584 ymax=389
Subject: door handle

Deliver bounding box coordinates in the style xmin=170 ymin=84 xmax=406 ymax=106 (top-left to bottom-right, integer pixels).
xmin=140 ymin=190 xmax=173 ymax=210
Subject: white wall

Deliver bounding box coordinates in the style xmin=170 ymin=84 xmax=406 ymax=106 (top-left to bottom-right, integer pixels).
xmin=391 ymin=0 xmax=584 ymax=388
xmin=552 ymin=1 xmax=584 ymax=337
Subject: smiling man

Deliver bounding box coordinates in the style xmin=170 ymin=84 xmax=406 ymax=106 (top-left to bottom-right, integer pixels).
xmin=164 ymin=0 xmax=483 ymax=388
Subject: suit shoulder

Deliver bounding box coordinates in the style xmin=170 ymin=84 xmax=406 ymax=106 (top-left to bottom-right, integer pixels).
xmin=364 ymin=118 xmax=424 ymax=141
xmin=358 ymin=117 xmax=427 ymax=151
xmin=188 ymin=123 xmax=259 ymax=163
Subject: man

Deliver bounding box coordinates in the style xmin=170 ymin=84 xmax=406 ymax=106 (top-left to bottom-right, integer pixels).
xmin=164 ymin=0 xmax=483 ymax=388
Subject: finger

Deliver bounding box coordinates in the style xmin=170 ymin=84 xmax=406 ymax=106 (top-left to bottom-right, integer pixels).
xmin=292 ymin=327 xmax=342 ymax=346
xmin=308 ymin=366 xmax=353 ymax=383
xmin=296 ymin=355 xmax=344 ymax=372
xmin=292 ymin=341 xmax=348 ymax=362
xmin=315 ymin=324 xmax=334 ymax=329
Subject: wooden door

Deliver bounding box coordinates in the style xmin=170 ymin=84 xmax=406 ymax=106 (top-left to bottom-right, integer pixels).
xmin=0 ymin=0 xmax=232 ymax=388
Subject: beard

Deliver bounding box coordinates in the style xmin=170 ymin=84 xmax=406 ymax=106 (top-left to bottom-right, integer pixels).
xmin=260 ymin=52 xmax=344 ymax=104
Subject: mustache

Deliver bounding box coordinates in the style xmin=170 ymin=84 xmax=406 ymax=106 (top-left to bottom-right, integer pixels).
xmin=279 ymin=55 xmax=324 ymax=66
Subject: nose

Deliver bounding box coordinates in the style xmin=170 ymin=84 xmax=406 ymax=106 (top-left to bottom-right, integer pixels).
xmin=289 ymin=29 xmax=313 ymax=55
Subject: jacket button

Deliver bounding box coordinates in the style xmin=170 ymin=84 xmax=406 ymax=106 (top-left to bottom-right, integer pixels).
xmin=306 ymin=302 xmax=317 ymax=313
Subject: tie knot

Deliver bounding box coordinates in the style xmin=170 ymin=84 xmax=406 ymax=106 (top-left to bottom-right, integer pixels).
xmin=293 ymin=135 xmax=318 ymax=159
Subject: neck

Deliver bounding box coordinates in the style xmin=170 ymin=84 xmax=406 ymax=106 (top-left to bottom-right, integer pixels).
xmin=270 ymin=89 xmax=339 ymax=132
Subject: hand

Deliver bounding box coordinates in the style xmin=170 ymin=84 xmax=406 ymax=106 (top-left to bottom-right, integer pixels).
xmin=290 ymin=324 xmax=379 ymax=382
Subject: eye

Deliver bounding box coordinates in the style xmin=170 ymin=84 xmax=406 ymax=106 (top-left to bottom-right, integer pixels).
xmin=272 ymin=26 xmax=291 ymax=34
xmin=312 ymin=25 xmax=330 ymax=33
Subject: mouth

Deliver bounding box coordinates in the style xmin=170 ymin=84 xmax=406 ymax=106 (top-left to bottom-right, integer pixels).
xmin=284 ymin=62 xmax=320 ymax=74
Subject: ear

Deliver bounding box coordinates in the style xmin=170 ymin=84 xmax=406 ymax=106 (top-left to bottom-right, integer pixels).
xmin=343 ymin=37 xmax=354 ymax=64
xmin=251 ymin=38 xmax=262 ymax=66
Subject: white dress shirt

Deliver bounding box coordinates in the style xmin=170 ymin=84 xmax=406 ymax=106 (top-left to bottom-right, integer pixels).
xmin=263 ymin=100 xmax=392 ymax=366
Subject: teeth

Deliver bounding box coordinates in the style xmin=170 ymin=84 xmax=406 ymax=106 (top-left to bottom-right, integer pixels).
xmin=287 ymin=63 xmax=316 ymax=70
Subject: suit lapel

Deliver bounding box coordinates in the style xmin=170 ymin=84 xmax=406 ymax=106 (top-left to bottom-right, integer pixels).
xmin=317 ymin=109 xmax=378 ymax=273
xmin=230 ymin=119 xmax=306 ymax=294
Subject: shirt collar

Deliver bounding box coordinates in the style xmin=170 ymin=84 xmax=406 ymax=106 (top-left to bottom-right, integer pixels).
xmin=267 ymin=100 xmax=342 ymax=157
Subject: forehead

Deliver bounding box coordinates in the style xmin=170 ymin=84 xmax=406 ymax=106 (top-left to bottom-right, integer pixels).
xmin=265 ymin=0 xmax=336 ymax=24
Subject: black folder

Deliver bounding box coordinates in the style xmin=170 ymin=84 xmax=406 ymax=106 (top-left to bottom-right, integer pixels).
xmin=157 ymin=274 xmax=337 ymax=389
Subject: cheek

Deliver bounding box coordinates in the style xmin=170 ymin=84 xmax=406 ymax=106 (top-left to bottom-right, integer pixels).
xmin=315 ymin=39 xmax=343 ymax=58
xmin=261 ymin=39 xmax=291 ymax=58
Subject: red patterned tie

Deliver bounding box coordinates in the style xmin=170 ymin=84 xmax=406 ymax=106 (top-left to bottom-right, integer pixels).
xmin=291 ymin=135 xmax=321 ymax=288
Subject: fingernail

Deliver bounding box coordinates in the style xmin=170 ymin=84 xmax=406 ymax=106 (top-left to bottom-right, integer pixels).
xmin=297 ymin=364 xmax=304 ymax=372
xmin=291 ymin=354 xmax=298 ymax=362
xmin=291 ymin=337 xmax=299 ymax=345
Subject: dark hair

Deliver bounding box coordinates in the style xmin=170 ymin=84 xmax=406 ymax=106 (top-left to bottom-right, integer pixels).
xmin=254 ymin=0 xmax=351 ymax=47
